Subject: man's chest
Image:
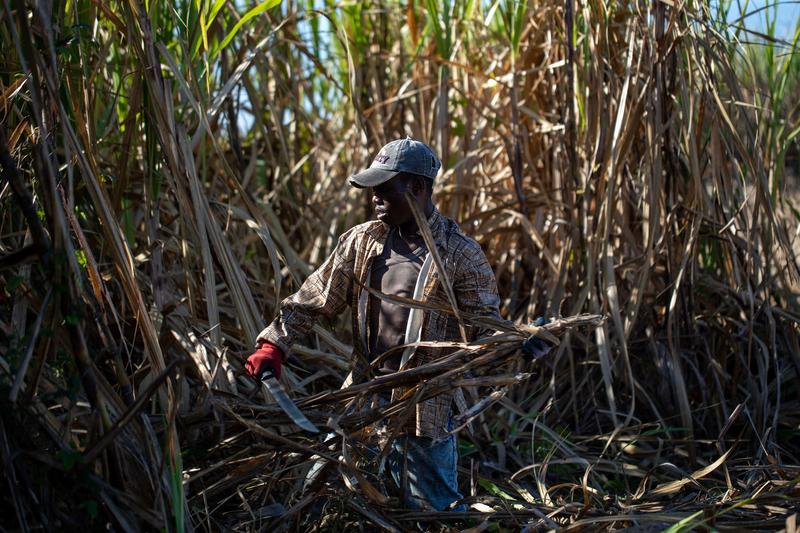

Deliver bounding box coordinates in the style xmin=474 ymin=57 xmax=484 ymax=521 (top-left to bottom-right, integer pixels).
xmin=354 ymin=236 xmax=450 ymax=303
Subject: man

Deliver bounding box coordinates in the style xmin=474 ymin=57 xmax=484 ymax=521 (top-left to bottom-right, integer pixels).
xmin=245 ymin=138 xmax=548 ymax=511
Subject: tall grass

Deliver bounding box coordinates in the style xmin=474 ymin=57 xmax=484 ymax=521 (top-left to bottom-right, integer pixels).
xmin=1 ymin=0 xmax=799 ymax=530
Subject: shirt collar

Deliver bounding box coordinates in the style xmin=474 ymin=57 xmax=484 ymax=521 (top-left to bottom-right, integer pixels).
xmin=398 ymin=207 xmax=447 ymax=251
xmin=426 ymin=207 xmax=447 ymax=249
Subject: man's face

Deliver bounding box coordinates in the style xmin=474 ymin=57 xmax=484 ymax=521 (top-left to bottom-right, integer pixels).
xmin=371 ymin=174 xmax=419 ymax=227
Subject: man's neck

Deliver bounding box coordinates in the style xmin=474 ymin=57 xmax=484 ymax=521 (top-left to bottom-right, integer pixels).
xmin=398 ymin=201 xmax=434 ymax=237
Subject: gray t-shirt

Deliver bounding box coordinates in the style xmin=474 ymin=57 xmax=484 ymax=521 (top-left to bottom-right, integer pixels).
xmin=368 ymin=227 xmax=428 ymax=373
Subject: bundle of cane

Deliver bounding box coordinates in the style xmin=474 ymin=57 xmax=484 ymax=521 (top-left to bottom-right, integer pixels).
xmin=234 ymin=313 xmax=605 ymax=435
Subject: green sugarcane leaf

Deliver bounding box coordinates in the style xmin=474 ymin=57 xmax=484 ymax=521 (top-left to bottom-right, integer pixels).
xmin=512 ymin=0 xmax=525 ymax=55
xmin=213 ymin=0 xmax=281 ymax=57
xmin=206 ymin=0 xmax=229 ymax=29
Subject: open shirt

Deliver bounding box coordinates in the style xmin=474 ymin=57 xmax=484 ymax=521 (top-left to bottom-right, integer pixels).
xmin=257 ymin=208 xmax=502 ymax=439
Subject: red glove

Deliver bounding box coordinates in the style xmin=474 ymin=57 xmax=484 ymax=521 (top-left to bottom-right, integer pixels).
xmin=245 ymin=342 xmax=284 ymax=380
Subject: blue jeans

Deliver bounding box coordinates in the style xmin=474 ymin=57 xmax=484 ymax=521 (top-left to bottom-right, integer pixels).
xmin=387 ymin=430 xmax=466 ymax=511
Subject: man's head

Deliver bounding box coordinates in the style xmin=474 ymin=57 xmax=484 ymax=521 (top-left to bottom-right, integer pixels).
xmin=370 ymin=172 xmax=433 ymax=227
xmin=349 ymin=137 xmax=441 ymax=188
xmin=349 ymin=138 xmax=440 ymax=229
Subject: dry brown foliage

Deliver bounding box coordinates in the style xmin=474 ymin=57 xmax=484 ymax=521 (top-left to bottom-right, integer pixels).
xmin=1 ymin=0 xmax=799 ymax=531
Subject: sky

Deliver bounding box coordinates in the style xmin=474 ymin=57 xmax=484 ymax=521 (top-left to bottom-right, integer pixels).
xmin=720 ymin=0 xmax=800 ymax=40
xmin=233 ymin=1 xmax=799 ymax=134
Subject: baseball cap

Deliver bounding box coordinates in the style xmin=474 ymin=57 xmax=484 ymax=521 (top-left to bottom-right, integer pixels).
xmin=349 ymin=137 xmax=442 ymax=188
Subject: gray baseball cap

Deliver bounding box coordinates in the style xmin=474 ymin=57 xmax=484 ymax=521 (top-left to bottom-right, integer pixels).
xmin=349 ymin=137 xmax=442 ymax=188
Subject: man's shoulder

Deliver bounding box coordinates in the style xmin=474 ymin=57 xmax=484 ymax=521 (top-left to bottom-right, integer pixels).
xmin=342 ymin=219 xmax=384 ymax=237
xmin=439 ymin=214 xmax=488 ymax=263
xmin=338 ymin=219 xmax=385 ymax=245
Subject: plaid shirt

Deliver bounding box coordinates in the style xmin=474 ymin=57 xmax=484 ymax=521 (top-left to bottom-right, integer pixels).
xmin=257 ymin=208 xmax=502 ymax=439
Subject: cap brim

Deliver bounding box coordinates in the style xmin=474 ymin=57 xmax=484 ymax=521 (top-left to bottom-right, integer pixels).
xmin=348 ymin=167 xmax=399 ymax=188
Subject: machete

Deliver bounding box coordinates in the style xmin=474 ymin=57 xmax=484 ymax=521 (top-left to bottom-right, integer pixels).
xmin=260 ymin=370 xmax=320 ymax=433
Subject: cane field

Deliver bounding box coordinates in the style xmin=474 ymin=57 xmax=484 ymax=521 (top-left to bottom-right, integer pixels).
xmin=1 ymin=0 xmax=799 ymax=530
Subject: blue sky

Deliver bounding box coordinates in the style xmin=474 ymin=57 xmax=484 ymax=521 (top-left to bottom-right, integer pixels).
xmin=234 ymin=1 xmax=798 ymax=134
xmin=720 ymin=0 xmax=800 ymax=40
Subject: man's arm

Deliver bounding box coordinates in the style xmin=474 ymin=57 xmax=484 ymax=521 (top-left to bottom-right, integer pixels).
xmin=452 ymin=240 xmax=504 ymax=341
xmin=256 ymin=226 xmax=359 ymax=356
xmin=453 ymin=241 xmax=552 ymax=357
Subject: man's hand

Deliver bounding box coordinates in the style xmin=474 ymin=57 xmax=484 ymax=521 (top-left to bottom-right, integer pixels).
xmin=521 ymin=317 xmax=552 ymax=361
xmin=245 ymin=342 xmax=284 ymax=379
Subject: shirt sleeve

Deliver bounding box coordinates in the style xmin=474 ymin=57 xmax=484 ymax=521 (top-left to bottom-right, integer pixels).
xmin=452 ymin=240 xmax=505 ymax=341
xmin=256 ymin=226 xmax=358 ymax=355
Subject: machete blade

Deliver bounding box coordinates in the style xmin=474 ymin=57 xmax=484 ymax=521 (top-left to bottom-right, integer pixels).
xmin=261 ymin=374 xmax=320 ymax=433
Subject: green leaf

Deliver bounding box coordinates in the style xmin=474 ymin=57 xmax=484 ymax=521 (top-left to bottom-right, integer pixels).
xmin=75 ymin=249 xmax=88 ymax=268
xmin=168 ymin=440 xmax=185 ymax=532
xmin=213 ymin=0 xmax=281 ymax=57
xmin=478 ymin=478 xmax=517 ymax=501
xmin=199 ymin=7 xmax=209 ymax=56
xmin=663 ymin=510 xmax=703 ymax=533
xmin=512 ymin=0 xmax=525 ymax=54
xmin=206 ymin=0 xmax=229 ymax=30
